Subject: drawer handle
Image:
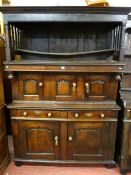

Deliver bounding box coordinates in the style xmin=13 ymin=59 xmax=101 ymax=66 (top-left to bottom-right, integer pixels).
xmin=68 ymin=136 xmax=73 ymax=142
xmin=74 ymin=113 xmax=79 ymax=118
xmin=8 ymin=73 xmax=14 ymax=79
xmin=72 ymin=82 xmax=77 ymax=90
xmin=85 ymin=83 xmax=89 ymax=94
xmin=23 ymin=112 xmax=27 ymax=117
xmin=127 ymin=109 xmax=131 ymax=113
xmin=48 ymin=112 xmax=52 ymax=117
xmin=85 ymin=113 xmax=93 ymax=118
xmin=34 ymin=111 xmax=42 ymax=116
xmin=38 ymin=82 xmax=43 ymax=87
xmin=101 ymin=113 xmax=105 ymax=118
xmin=54 ymin=136 xmax=59 ymax=146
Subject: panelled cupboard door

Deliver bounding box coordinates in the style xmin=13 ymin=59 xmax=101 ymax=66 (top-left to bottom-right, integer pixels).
xmin=18 ymin=121 xmax=59 ymax=160
xmin=18 ymin=74 xmax=44 ymax=100
xmin=67 ymin=122 xmax=110 ymax=161
xmin=44 ymin=74 xmax=79 ymax=101
xmin=84 ymin=74 xmax=118 ymax=100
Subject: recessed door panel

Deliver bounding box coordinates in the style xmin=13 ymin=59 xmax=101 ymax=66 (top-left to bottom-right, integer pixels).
xmin=19 ymin=121 xmax=59 ymax=160
xmin=84 ymin=74 xmax=118 ymax=100
xmin=18 ymin=74 xmax=44 ymax=100
xmin=68 ymin=122 xmax=110 ymax=161
xmin=44 ymin=74 xmax=80 ymax=101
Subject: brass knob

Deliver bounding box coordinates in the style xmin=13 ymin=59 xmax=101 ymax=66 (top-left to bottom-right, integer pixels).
xmin=54 ymin=136 xmax=59 ymax=146
xmin=23 ymin=112 xmax=27 ymax=117
xmin=75 ymin=113 xmax=79 ymax=118
xmin=69 ymin=136 xmax=73 ymax=141
xmin=38 ymin=82 xmax=43 ymax=87
xmin=101 ymin=113 xmax=105 ymax=118
xmin=127 ymin=109 xmax=131 ymax=112
xmin=72 ymin=82 xmax=76 ymax=90
xmin=48 ymin=112 xmax=52 ymax=117
xmin=85 ymin=83 xmax=89 ymax=94
xmin=72 ymin=82 xmax=76 ymax=87
xmin=8 ymin=73 xmax=14 ymax=79
xmin=116 ymin=75 xmax=121 ymax=81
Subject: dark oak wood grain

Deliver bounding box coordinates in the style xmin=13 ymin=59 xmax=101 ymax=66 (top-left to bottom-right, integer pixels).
xmin=1 ymin=6 xmax=129 ymax=167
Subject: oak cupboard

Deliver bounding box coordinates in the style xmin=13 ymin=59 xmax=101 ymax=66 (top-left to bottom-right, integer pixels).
xmin=0 ymin=6 xmax=130 ymax=169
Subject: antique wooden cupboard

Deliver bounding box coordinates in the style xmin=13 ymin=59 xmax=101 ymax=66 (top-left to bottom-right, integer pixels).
xmin=0 ymin=37 xmax=9 ymax=175
xmin=0 ymin=6 xmax=130 ymax=168
xmin=116 ymin=15 xmax=131 ymax=175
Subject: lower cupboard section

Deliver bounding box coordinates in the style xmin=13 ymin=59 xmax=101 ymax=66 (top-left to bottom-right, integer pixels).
xmin=12 ymin=120 xmax=117 ymax=163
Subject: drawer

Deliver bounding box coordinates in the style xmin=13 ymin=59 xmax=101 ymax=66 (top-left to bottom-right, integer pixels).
xmin=68 ymin=111 xmax=117 ymax=119
xmin=5 ymin=64 xmax=124 ymax=73
xmin=11 ymin=109 xmax=67 ymax=118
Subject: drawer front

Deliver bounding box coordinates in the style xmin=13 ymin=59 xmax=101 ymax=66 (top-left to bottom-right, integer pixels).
xmin=11 ymin=109 xmax=67 ymax=118
xmin=68 ymin=111 xmax=117 ymax=120
xmin=5 ymin=64 xmax=124 ymax=73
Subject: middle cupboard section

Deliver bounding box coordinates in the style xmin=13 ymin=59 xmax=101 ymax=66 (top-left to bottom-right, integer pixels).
xmin=12 ymin=72 xmax=119 ymax=101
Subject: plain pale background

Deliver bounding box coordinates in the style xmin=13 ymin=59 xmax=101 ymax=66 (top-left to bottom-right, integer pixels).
xmin=11 ymin=0 xmax=131 ymax=6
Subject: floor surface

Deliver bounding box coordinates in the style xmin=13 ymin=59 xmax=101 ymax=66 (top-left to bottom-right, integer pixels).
xmin=3 ymin=136 xmax=131 ymax=175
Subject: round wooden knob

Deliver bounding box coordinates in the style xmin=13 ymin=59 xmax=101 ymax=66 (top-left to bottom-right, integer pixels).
xmin=101 ymin=113 xmax=105 ymax=118
xmin=8 ymin=73 xmax=14 ymax=79
xmin=23 ymin=112 xmax=27 ymax=117
xmin=75 ymin=113 xmax=79 ymax=118
xmin=38 ymin=82 xmax=43 ymax=87
xmin=48 ymin=113 xmax=52 ymax=117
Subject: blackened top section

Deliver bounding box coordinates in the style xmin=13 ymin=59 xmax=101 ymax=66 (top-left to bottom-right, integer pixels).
xmin=0 ymin=6 xmax=130 ymax=14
